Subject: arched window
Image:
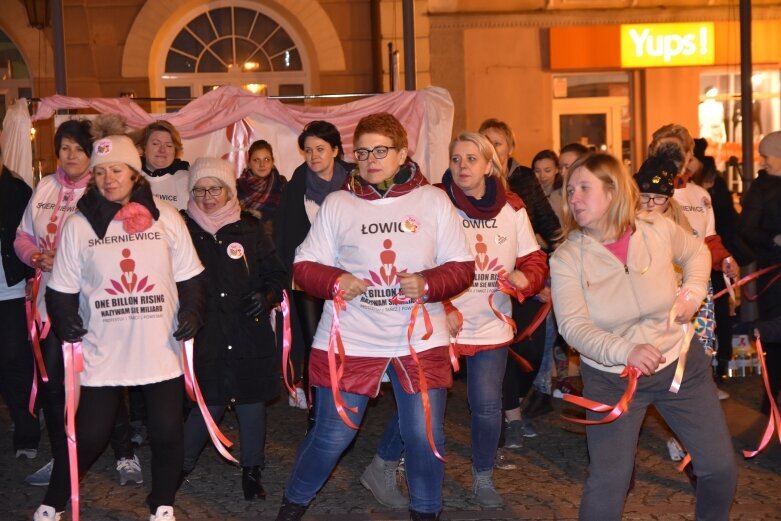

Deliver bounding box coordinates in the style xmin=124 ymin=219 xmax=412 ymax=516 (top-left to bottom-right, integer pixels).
xmin=0 ymin=29 xmax=32 ymax=124
xmin=159 ymin=4 xmax=308 ymax=111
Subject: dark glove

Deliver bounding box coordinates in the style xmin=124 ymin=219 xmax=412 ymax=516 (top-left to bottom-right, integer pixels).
xmin=242 ymin=290 xmax=277 ymax=318
xmin=173 ymin=309 xmax=201 ymax=341
xmin=45 ymin=287 xmax=87 ymax=342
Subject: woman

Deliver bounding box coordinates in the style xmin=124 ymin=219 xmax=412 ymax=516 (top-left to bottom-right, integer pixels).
xmin=550 ymin=152 xmax=736 ymax=520
xmin=532 ymin=149 xmax=564 ymax=225
xmin=16 ymin=120 xmax=142 ymax=489
xmin=273 ymin=121 xmax=352 ymax=410
xmin=237 ymin=139 xmax=287 ymax=232
xmin=140 ymin=120 xmax=190 ymax=210
xmin=32 ymin=115 xmax=206 ymax=521
xmin=180 ymin=157 xmax=286 ymax=500
xmin=275 ymin=113 xmax=475 ymax=521
xmin=361 ymin=132 xmax=547 ymax=508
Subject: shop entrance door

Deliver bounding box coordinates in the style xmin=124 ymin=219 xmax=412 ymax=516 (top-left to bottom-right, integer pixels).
xmin=552 ymin=97 xmax=628 ymax=161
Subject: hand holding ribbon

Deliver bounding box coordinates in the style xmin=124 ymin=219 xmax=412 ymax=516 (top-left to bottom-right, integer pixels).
xmin=397 ymin=272 xmax=427 ymax=300
xmin=627 ymin=343 xmax=666 ymax=377
xmin=337 ymin=273 xmax=367 ymax=301
xmin=671 ymin=289 xmax=699 ymax=324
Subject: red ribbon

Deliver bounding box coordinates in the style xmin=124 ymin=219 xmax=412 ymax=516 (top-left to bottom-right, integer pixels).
xmin=62 ymin=341 xmax=83 ymax=521
xmin=26 ymin=269 xmax=51 ymax=416
xmin=506 ymin=299 xmax=552 ymax=372
xmin=182 ymin=339 xmax=238 ymax=463
xmin=327 ymin=286 xmax=359 ymax=429
xmin=278 ymin=290 xmax=297 ymax=397
xmin=743 ymin=336 xmax=781 ymax=458
xmin=561 ymin=366 xmax=643 ymax=425
xmin=713 ymin=263 xmax=781 ymax=301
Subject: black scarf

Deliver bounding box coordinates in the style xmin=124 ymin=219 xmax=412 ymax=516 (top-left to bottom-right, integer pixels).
xmin=77 ymin=181 xmax=160 ymax=239
xmin=141 ymin=158 xmax=190 ymax=178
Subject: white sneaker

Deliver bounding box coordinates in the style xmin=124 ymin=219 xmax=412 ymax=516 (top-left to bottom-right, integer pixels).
xmin=666 ymin=437 xmax=686 ymax=462
xmin=32 ymin=505 xmax=62 ymax=521
xmin=117 ymin=454 xmax=143 ymax=485
xmin=16 ymin=448 xmax=38 ymax=459
xmin=288 ymin=386 xmax=307 ymax=409
xmin=150 ymin=505 xmax=175 ymax=521
xmin=717 ymin=388 xmax=730 ymax=400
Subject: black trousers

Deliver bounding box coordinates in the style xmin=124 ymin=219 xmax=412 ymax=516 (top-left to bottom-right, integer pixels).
xmin=0 ymin=297 xmax=40 ymax=451
xmin=291 ymin=289 xmax=324 ymax=386
xmin=44 ymin=376 xmax=184 ymax=513
xmin=502 ymin=298 xmax=546 ymax=410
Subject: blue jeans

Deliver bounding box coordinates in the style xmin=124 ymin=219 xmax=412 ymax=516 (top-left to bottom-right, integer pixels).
xmin=284 ymin=366 xmax=447 ymax=514
xmin=375 ymin=347 xmax=506 ymax=473
xmin=533 ymin=312 xmax=557 ymax=394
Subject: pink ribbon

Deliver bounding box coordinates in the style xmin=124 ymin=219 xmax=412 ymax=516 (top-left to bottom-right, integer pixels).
xmin=26 ymin=269 xmax=51 ymax=415
xmin=327 ymin=285 xmax=360 ymax=429
xmin=278 ymin=290 xmax=297 ymax=397
xmin=743 ymin=336 xmax=781 ymax=458
xmin=62 ymin=342 xmax=83 ymax=521
xmin=713 ymin=263 xmax=781 ymax=301
xmin=182 ymin=339 xmax=238 ymax=463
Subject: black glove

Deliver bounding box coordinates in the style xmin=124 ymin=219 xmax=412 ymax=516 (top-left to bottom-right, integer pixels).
xmin=242 ymin=290 xmax=277 ymax=318
xmin=173 ymin=309 xmax=201 ymax=341
xmin=45 ymin=287 xmax=87 ymax=342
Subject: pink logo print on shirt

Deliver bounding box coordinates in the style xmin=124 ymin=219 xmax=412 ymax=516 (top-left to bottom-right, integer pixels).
xmin=104 ymin=248 xmax=156 ymax=295
xmin=364 ymin=239 xmax=408 ymax=287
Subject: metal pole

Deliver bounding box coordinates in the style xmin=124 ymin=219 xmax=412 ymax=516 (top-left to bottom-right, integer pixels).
xmin=52 ymin=0 xmax=67 ymax=95
xmin=739 ymin=0 xmax=753 ymax=190
xmin=402 ymin=0 xmax=416 ymax=90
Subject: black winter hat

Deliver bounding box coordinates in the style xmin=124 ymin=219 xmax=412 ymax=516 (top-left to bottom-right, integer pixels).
xmin=634 ymin=155 xmax=677 ymax=197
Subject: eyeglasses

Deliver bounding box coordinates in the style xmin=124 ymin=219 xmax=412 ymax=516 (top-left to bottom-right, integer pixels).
xmin=354 ymin=146 xmax=397 ymax=161
xmin=192 ymin=186 xmax=224 ymax=198
xmin=640 ymin=194 xmax=669 ymax=206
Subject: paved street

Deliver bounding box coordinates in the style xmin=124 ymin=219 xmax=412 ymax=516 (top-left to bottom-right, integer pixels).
xmin=2 ymin=374 xmax=780 ymax=521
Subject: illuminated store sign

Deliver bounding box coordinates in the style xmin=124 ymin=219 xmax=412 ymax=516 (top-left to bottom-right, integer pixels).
xmin=621 ymin=23 xmax=715 ymax=68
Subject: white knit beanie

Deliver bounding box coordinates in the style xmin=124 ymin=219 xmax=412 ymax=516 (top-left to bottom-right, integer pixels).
xmin=759 ymin=131 xmax=781 ymax=158
xmin=91 ymin=135 xmax=142 ymax=172
xmin=189 ymin=157 xmax=237 ymax=197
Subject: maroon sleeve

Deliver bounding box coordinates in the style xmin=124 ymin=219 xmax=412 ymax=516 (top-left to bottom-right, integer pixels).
xmin=704 ymin=234 xmax=731 ymax=271
xmin=292 ymin=261 xmax=348 ymax=300
xmin=419 ymin=260 xmax=475 ymax=302
xmin=514 ymin=249 xmax=549 ymax=298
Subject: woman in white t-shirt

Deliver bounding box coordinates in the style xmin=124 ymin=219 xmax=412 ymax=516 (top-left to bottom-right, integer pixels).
xmin=140 ymin=120 xmax=191 ymax=210
xmin=32 ymin=116 xmax=205 ymax=521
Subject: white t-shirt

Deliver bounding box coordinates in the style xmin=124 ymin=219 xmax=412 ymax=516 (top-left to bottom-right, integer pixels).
xmin=450 ymin=204 xmax=540 ymax=345
xmin=48 ymin=201 xmax=203 ymax=386
xmin=295 ymin=186 xmax=473 ymax=357
xmin=18 ymin=174 xmax=86 ymax=319
xmin=673 ymin=183 xmax=716 ymax=239
xmin=143 ymin=169 xmax=190 ymax=210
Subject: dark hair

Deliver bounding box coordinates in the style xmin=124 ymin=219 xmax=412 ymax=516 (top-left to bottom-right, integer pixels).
xmin=55 ymin=119 xmax=93 ymax=157
xmin=298 ymin=120 xmax=343 ymax=159
xmin=532 ymin=149 xmax=562 ymax=189
xmin=248 ymin=140 xmax=274 ymax=161
xmin=560 ymin=142 xmax=589 ymax=157
xmin=353 ymin=112 xmax=408 ymax=150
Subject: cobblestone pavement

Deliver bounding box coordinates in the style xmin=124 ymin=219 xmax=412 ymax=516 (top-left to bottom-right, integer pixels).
xmin=2 ymin=374 xmax=779 ymax=521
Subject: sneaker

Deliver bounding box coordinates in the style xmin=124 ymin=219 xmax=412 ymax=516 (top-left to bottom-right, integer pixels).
xmin=666 ymin=438 xmax=686 ymax=462
xmin=360 ymin=454 xmax=409 ymax=508
xmin=288 ymin=386 xmax=308 ymax=409
xmin=32 ymin=505 xmax=62 ymax=521
xmin=493 ymin=448 xmax=517 ymax=470
xmin=117 ymin=454 xmax=143 ymax=485
xmin=717 ymin=388 xmax=730 ymax=400
xmin=150 ymin=505 xmax=175 ymax=521
xmin=519 ymin=417 xmax=538 ymax=438
xmin=472 ymin=468 xmax=503 ymax=507
xmin=130 ymin=423 xmax=148 ymax=446
xmin=16 ymin=448 xmax=38 ymax=459
xmin=26 ymin=459 xmax=53 ymax=486
xmin=503 ymin=420 xmax=523 ymax=449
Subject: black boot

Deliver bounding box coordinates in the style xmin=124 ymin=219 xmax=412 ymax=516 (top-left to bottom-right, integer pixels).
xmin=275 ymin=496 xmax=309 ymax=521
xmin=242 ymin=466 xmax=266 ymax=500
xmin=409 ymin=510 xmax=440 ymax=520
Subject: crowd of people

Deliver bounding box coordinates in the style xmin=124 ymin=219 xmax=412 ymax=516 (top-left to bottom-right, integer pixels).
xmin=0 ymin=108 xmax=779 ymax=521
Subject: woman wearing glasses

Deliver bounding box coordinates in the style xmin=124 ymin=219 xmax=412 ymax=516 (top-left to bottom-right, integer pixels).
xmin=275 ymin=113 xmax=474 ymax=521
xmin=273 ymin=121 xmax=352 ymax=411
xmin=180 ymin=158 xmax=286 ymax=501
xmin=237 ymin=140 xmax=286 ymax=234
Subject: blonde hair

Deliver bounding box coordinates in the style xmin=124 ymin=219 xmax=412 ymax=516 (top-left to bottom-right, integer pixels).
xmin=661 ymin=198 xmax=693 ymax=234
xmin=560 ymin=153 xmax=638 ymax=241
xmin=649 ymin=124 xmax=694 ymax=155
xmin=449 ymin=132 xmax=507 ymax=189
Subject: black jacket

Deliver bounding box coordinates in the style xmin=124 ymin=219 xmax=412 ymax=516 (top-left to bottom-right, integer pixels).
xmin=708 ymin=173 xmax=753 ymax=266
xmin=184 ymin=212 xmax=287 ymax=404
xmin=506 ymin=159 xmax=561 ymax=249
xmin=0 ymin=166 xmax=33 ymax=287
xmin=739 ymin=170 xmax=781 ymax=268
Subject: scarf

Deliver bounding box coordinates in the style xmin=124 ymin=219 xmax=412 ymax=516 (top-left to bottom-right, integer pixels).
xmin=186 ymin=195 xmax=241 ymax=235
xmin=305 ymin=161 xmax=348 ymax=205
xmin=78 ymin=182 xmax=160 ymax=239
xmin=237 ymin=168 xmax=285 ymax=218
xmin=347 ymin=162 xmax=428 ymax=201
xmin=441 ymin=170 xmax=506 ymax=220
xmin=141 ymin=158 xmax=190 ymax=178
